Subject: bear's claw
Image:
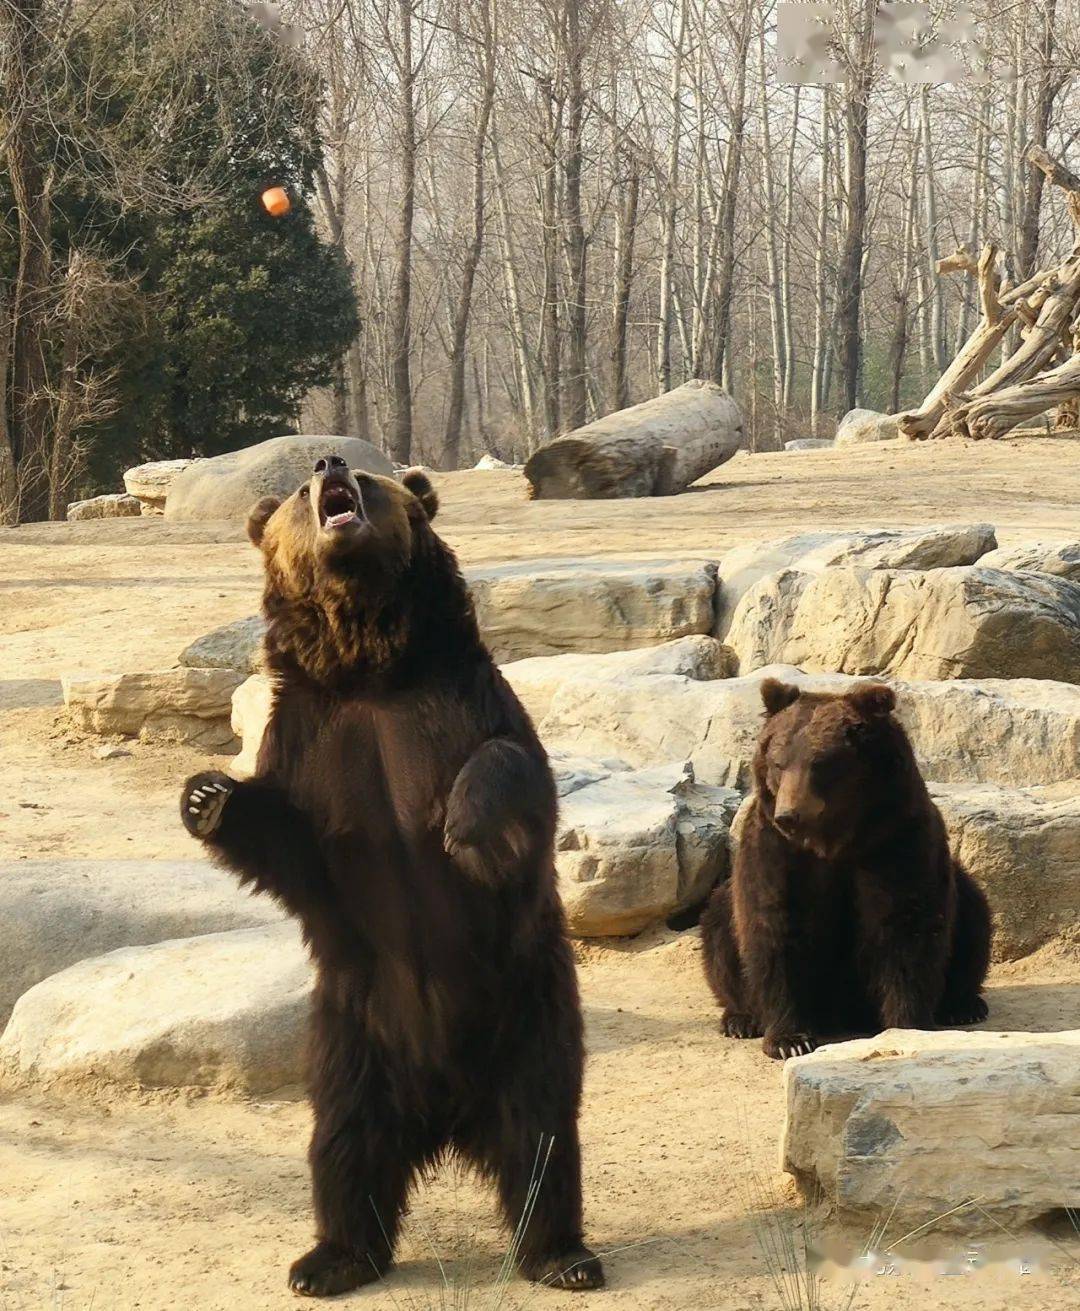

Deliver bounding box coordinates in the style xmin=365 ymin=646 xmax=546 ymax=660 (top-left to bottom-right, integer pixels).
xmin=721 ymin=1012 xmax=762 ymax=1040
xmin=180 ymin=771 xmax=234 ymax=839
xmin=288 ymin=1242 xmax=380 ymax=1297
xmin=937 ymin=995 xmax=989 ymax=1026
xmin=525 ymin=1246 xmax=605 ymax=1291
xmin=763 ymin=1032 xmax=818 ymax=1061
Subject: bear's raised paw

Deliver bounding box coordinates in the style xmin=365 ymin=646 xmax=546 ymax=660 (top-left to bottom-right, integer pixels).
xmin=180 ymin=771 xmax=234 ymax=839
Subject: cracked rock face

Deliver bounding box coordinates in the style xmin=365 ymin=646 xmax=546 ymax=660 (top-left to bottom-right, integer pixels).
xmin=726 ymin=565 xmax=1080 ymax=682
xmin=978 ymin=539 xmax=1080 ymax=583
xmin=782 ymin=1029 xmax=1080 ymax=1229
xmin=551 ymin=757 xmax=740 ymax=936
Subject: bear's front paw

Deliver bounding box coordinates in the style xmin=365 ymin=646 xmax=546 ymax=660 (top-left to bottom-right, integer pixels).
xmin=181 ymin=771 xmax=234 ymax=839
xmin=721 ymin=1012 xmax=762 ymax=1040
xmin=288 ymin=1241 xmax=380 ymax=1297
xmin=762 ymin=1031 xmax=818 ymax=1060
xmin=936 ymin=995 xmax=989 ymax=1027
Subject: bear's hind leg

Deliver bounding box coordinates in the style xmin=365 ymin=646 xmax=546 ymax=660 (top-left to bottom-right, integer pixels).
xmin=290 ymin=1017 xmax=438 ymax=1297
xmin=701 ymin=882 xmax=761 ymax=1039
xmin=936 ymin=866 xmax=992 ymax=1027
xmin=460 ymin=947 xmax=603 ymax=1292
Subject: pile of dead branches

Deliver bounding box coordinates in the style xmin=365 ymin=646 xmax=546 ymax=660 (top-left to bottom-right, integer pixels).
xmin=899 ymin=147 xmax=1080 ymax=442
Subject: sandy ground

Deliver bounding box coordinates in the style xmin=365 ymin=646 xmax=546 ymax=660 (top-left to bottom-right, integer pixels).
xmin=1 ymin=438 xmax=1079 ymax=1310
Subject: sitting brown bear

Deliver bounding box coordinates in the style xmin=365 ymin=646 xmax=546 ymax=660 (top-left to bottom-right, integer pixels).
xmin=701 ymin=678 xmax=992 ymax=1059
xmin=180 ymin=458 xmax=602 ymax=1296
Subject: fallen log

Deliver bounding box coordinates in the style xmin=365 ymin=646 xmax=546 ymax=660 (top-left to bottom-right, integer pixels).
xmin=939 ymin=353 xmax=1080 ymax=441
xmin=524 ymin=380 xmax=744 ymax=499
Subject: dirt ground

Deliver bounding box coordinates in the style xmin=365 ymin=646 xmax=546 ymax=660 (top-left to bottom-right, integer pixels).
xmin=1 ymin=438 xmax=1079 ymax=1310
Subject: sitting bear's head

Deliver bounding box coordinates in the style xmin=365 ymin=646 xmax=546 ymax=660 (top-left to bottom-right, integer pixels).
xmin=246 ymin=458 xmax=474 ymax=687
xmin=754 ymin=678 xmax=914 ymax=858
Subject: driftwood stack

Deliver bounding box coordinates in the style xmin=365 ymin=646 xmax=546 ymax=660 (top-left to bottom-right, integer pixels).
xmin=899 ymin=146 xmax=1080 ymax=442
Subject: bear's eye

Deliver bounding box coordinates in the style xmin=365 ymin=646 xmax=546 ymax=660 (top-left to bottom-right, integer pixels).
xmin=811 ymin=753 xmax=849 ymax=789
xmin=299 ymin=485 xmax=310 ymax=500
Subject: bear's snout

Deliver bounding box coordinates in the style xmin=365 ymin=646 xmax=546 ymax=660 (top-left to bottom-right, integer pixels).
xmin=314 ymin=454 xmax=348 ymax=474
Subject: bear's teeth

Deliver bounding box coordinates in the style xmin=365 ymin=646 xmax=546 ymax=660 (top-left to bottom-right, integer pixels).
xmin=326 ymin=511 xmax=357 ymax=528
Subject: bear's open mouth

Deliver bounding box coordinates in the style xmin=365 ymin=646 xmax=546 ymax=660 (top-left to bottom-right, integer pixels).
xmin=319 ymin=482 xmax=360 ymax=530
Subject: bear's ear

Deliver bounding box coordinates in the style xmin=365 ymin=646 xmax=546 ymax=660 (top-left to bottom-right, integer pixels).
xmin=247 ymin=496 xmax=281 ymax=547
xmin=848 ymin=683 xmax=896 ymax=718
xmin=760 ymin=678 xmax=801 ymax=716
xmin=402 ymin=468 xmax=439 ymax=521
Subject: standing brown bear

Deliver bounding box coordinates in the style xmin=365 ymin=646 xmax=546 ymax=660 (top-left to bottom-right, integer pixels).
xmin=180 ymin=457 xmax=603 ymax=1296
xmin=702 ymin=678 xmax=992 ymax=1060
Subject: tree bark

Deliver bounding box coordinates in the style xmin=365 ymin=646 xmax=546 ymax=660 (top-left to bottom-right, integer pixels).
xmin=1017 ymin=0 xmax=1061 ymax=280
xmin=524 ymin=380 xmax=743 ymax=499
xmin=539 ymin=78 xmax=561 ymax=438
xmin=656 ymin=0 xmax=687 ymax=395
xmin=387 ymin=0 xmax=417 ymax=464
xmin=441 ymin=0 xmax=496 ymax=469
xmin=609 ymin=163 xmax=639 ymax=414
xmin=561 ymin=0 xmax=588 ymax=431
xmin=3 ymin=0 xmax=54 ymax=522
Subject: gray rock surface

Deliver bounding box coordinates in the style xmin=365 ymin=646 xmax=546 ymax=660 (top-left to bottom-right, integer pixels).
xmin=164 ymin=435 xmax=393 ymax=521
xmin=782 ymin=1029 xmax=1080 ymax=1229
xmin=62 ymin=668 xmax=243 ymax=747
xmin=978 ymin=539 xmax=1080 ymax=582
xmin=833 ymin=408 xmax=901 ymax=446
xmin=66 ymin=493 xmax=142 ymax=521
xmin=0 ymin=924 xmax=310 ymax=1094
xmin=0 ymin=859 xmax=283 ymax=1025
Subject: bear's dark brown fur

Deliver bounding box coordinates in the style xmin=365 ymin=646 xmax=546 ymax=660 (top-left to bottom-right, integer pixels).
xmin=181 ymin=456 xmax=602 ymax=1295
xmin=701 ymin=678 xmax=992 ymax=1060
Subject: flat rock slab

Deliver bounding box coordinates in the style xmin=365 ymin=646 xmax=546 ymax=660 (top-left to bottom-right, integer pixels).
xmin=465 ymin=558 xmax=719 ymax=661
xmin=833 ymin=408 xmax=901 ymax=446
xmin=782 ymin=1029 xmax=1080 ymax=1229
xmin=978 ymin=539 xmax=1080 ymax=582
xmin=552 ymin=758 xmax=740 ymax=936
xmin=62 ymin=668 xmax=243 ymax=748
xmin=180 ymin=616 xmax=266 ymax=674
xmin=123 ymin=459 xmax=195 ymax=512
xmin=715 ymin=524 xmax=996 ymax=635
xmin=727 ymin=566 xmax=1080 ymax=682
xmin=505 ymin=658 xmax=1080 ymax=790
xmin=0 ymin=859 xmax=284 ymax=1026
xmin=164 ymin=435 xmax=393 ymax=522
xmin=0 ymin=923 xmax=311 ymax=1094
xmin=66 ymin=493 xmax=142 ymax=521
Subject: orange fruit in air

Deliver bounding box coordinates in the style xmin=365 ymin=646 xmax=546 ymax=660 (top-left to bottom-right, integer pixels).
xmin=261 ymin=186 xmax=291 ymax=217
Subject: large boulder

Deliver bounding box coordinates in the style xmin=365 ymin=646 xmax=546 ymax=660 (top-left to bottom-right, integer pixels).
xmin=782 ymin=1029 xmax=1080 ymax=1229
xmin=123 ymin=459 xmax=195 ymax=514
xmin=726 ymin=566 xmax=1080 ymax=682
xmin=715 ymin=524 xmax=996 ymax=635
xmin=0 ymin=858 xmax=283 ymax=1026
xmin=930 ymin=783 xmax=1080 ymax=961
xmin=66 ymin=493 xmax=142 ymax=521
xmin=0 ymin=924 xmax=311 ymax=1094
xmin=506 ymin=635 xmax=734 ymax=723
xmin=465 ymin=558 xmax=719 ymax=662
xmin=978 ymin=540 xmax=1080 ymax=583
xmin=62 ymin=668 xmax=243 ymax=748
xmin=783 ymin=438 xmax=833 ymax=451
xmin=524 ymin=380 xmax=743 ymax=499
xmin=833 ymin=408 xmax=900 ymax=446
xmin=164 ymin=435 xmax=393 ymax=522
xmin=552 ymin=758 xmax=739 ymax=936
xmin=229 ymin=637 xmax=733 ymax=775
xmin=504 ymin=659 xmax=1080 ymax=790
xmin=180 ymin=616 xmax=266 ymax=674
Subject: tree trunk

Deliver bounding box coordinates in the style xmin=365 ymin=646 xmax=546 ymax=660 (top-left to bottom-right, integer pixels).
xmin=561 ymin=0 xmax=588 ymax=431
xmin=491 ymin=129 xmax=538 ymax=440
xmin=610 ymin=164 xmax=639 ymax=414
xmin=524 ymin=380 xmax=743 ymax=499
xmin=1017 ymin=0 xmax=1060 ymax=280
xmin=387 ymin=0 xmax=416 ymax=464
xmin=3 ymin=0 xmax=54 ymax=522
xmin=441 ymin=0 xmax=495 ymax=469
xmin=539 ymin=79 xmax=561 ymax=438
xmin=833 ymin=0 xmax=875 ymax=415
xmin=656 ymin=0 xmax=687 ymax=395
xmin=705 ymin=4 xmax=751 ymax=384
xmin=810 ymin=89 xmax=831 ymax=436
xmin=0 ymin=290 xmax=17 ymax=524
